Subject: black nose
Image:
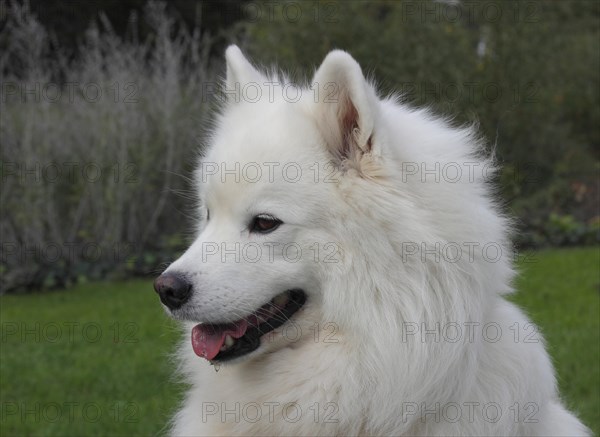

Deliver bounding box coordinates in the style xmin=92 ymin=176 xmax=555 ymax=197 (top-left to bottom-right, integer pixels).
xmin=153 ymin=272 xmax=192 ymax=310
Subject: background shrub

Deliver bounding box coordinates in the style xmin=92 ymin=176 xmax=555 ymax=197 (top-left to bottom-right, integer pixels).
xmin=1 ymin=2 xmax=212 ymax=292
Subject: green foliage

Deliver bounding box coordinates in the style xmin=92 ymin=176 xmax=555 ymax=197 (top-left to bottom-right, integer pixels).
xmin=238 ymin=0 xmax=599 ymax=245
xmin=544 ymin=213 xmax=595 ymax=246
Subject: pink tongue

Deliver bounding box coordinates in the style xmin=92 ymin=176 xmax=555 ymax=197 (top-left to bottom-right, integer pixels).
xmin=191 ymin=320 xmax=248 ymax=360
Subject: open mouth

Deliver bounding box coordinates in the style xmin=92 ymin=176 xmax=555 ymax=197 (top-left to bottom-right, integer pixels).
xmin=191 ymin=289 xmax=306 ymax=362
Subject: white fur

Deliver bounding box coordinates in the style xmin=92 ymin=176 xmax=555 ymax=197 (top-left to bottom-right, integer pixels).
xmin=162 ymin=46 xmax=589 ymax=436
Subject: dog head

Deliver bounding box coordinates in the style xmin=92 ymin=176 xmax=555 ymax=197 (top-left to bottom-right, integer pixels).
xmin=154 ymin=46 xmax=383 ymax=363
xmin=154 ymin=45 xmax=511 ymax=369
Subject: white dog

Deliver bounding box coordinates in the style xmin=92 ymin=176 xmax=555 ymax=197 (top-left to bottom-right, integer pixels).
xmin=154 ymin=46 xmax=589 ymax=436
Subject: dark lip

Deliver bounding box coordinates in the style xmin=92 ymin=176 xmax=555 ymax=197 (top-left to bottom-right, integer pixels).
xmin=211 ymin=289 xmax=307 ymax=362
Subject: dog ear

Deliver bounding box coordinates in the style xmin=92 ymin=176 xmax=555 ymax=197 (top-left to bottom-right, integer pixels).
xmin=311 ymin=50 xmax=376 ymax=163
xmin=224 ymin=45 xmax=264 ymax=99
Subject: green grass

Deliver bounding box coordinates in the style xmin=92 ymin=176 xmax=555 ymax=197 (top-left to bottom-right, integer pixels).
xmin=1 ymin=247 xmax=598 ymax=436
xmin=0 ymin=280 xmax=183 ymax=436
xmin=511 ymin=247 xmax=599 ymax=434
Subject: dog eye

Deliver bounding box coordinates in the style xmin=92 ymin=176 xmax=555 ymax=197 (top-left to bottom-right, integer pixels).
xmin=250 ymin=215 xmax=282 ymax=234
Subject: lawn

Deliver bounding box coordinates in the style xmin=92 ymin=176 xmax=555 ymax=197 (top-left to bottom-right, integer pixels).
xmin=0 ymin=281 xmax=183 ymax=436
xmin=1 ymin=247 xmax=598 ymax=436
xmin=510 ymin=247 xmax=599 ymax=434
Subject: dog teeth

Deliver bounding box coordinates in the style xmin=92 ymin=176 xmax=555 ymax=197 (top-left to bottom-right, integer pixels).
xmin=220 ymin=335 xmax=235 ymax=352
xmin=273 ymin=292 xmax=290 ymax=307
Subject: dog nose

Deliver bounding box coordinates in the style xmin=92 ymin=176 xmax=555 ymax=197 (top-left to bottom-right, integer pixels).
xmin=153 ymin=272 xmax=192 ymax=310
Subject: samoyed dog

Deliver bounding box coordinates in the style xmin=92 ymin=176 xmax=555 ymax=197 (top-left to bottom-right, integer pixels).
xmin=154 ymin=46 xmax=589 ymax=436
